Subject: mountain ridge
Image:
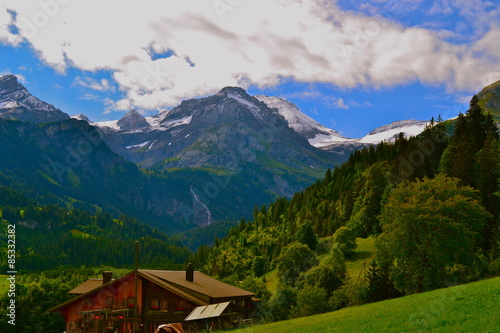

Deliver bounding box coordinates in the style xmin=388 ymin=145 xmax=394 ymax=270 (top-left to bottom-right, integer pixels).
xmin=0 ymin=75 xmax=70 ymax=123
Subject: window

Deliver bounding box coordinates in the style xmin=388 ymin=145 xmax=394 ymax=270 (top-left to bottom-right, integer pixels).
xmin=106 ymin=296 xmax=114 ymax=306
xmin=160 ymin=300 xmax=168 ymax=311
xmin=151 ymin=299 xmax=160 ymax=310
xmin=177 ymin=300 xmax=186 ymax=311
xmin=127 ymin=296 xmax=135 ymax=308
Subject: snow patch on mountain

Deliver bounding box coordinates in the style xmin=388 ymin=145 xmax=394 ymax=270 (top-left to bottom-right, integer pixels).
xmin=95 ymin=119 xmax=120 ymax=130
xmin=162 ymin=116 xmax=193 ymax=130
xmin=95 ymin=112 xmax=191 ymax=133
xmin=227 ymin=91 xmax=263 ymax=119
xmin=126 ymin=141 xmax=150 ymax=149
xmin=0 ymin=74 xmax=69 ymax=123
xmin=71 ymin=114 xmax=92 ymax=123
xmin=145 ymin=109 xmax=171 ymax=127
xmin=255 ymin=95 xmax=349 ymax=147
xmin=0 ymin=101 xmax=18 ymax=109
xmin=359 ymin=120 xmax=429 ymax=144
xmin=309 ymin=133 xmax=353 ymax=147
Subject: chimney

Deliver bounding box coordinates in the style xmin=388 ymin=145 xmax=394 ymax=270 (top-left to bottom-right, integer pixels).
xmin=103 ymin=271 xmax=112 ymax=285
xmin=186 ymin=263 xmax=194 ymax=282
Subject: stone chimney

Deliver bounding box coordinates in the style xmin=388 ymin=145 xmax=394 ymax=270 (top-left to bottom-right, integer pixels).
xmin=186 ymin=263 xmax=194 ymax=282
xmin=102 ymin=271 xmax=112 ymax=285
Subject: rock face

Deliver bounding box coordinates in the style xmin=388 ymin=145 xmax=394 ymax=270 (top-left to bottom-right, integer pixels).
xmin=116 ymin=109 xmax=150 ymax=130
xmin=0 ymin=75 xmax=70 ymax=123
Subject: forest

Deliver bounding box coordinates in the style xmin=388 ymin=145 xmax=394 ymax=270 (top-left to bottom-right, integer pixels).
xmin=190 ymin=95 xmax=500 ymax=322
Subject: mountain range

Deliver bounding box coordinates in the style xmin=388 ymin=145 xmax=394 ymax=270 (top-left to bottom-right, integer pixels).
xmin=0 ymin=74 xmax=467 ymax=232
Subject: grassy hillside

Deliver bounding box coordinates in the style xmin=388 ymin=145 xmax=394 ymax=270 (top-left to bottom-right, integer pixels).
xmin=346 ymin=237 xmax=375 ymax=278
xmin=236 ymin=277 xmax=500 ymax=333
xmin=478 ymin=80 xmax=500 ymax=122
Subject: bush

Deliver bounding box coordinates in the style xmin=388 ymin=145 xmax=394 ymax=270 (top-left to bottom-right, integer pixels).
xmin=290 ymin=284 xmax=329 ymax=319
xmin=332 ymin=227 xmax=357 ymax=258
xmin=275 ymin=242 xmax=317 ymax=286
xmin=265 ymin=285 xmax=297 ymax=322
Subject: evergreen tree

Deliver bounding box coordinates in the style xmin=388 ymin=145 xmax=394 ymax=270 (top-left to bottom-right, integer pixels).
xmin=295 ymin=221 xmax=318 ymax=250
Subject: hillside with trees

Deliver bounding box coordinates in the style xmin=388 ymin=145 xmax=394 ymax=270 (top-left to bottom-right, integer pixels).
xmin=191 ymin=95 xmax=500 ymax=322
xmin=0 ymin=186 xmax=191 ymax=272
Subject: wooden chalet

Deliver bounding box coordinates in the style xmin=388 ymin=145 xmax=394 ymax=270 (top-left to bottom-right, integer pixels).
xmin=50 ymin=265 xmax=256 ymax=333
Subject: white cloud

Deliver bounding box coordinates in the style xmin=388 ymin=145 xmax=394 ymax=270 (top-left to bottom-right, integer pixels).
xmin=79 ymin=93 xmax=99 ymax=101
xmin=0 ymin=6 xmax=22 ymax=45
xmin=72 ymin=76 xmax=115 ymax=92
xmin=335 ymin=98 xmax=348 ymax=109
xmin=1 ymin=0 xmax=499 ymax=111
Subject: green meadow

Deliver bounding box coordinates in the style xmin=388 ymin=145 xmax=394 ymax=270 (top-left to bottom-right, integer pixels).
xmin=235 ymin=277 xmax=500 ymax=333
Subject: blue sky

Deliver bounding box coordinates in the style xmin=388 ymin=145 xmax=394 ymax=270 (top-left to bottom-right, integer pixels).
xmin=1 ymin=0 xmax=499 ymax=138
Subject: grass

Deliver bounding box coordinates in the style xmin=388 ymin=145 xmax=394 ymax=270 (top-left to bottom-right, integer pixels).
xmin=346 ymin=237 xmax=376 ymax=279
xmin=264 ymin=270 xmax=279 ymax=294
xmin=233 ymin=277 xmax=500 ymax=333
xmin=70 ymin=229 xmax=95 ymax=239
xmin=0 ymin=275 xmax=10 ymax=295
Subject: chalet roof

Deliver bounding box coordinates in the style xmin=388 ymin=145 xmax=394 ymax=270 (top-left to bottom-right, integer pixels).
xmin=138 ymin=270 xmax=207 ymax=306
xmin=68 ymin=278 xmax=106 ymax=294
xmin=50 ymin=269 xmax=254 ymax=313
xmin=139 ymin=270 xmax=255 ymax=299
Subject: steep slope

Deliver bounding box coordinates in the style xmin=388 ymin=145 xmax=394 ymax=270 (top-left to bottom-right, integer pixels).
xmin=0 ymin=118 xmax=182 ymax=230
xmin=0 ymin=116 xmax=280 ymax=229
xmin=0 ymin=75 xmax=69 ymax=123
xmin=235 ymin=277 xmax=500 ymax=333
xmin=255 ymin=95 xmax=350 ymax=147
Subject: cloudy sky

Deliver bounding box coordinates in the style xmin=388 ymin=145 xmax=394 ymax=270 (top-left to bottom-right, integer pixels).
xmin=0 ymin=0 xmax=499 ymax=137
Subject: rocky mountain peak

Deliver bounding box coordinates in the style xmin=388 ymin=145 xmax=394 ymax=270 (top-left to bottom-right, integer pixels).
xmin=217 ymin=86 xmax=248 ymax=96
xmin=71 ymin=113 xmax=92 ymax=123
xmin=0 ymin=75 xmax=24 ymax=94
xmin=117 ymin=109 xmax=150 ymax=130
xmin=0 ymin=74 xmax=69 ymax=123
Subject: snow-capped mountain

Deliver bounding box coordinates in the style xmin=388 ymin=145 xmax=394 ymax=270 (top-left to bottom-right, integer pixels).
xmin=256 ymin=95 xmax=351 ymax=147
xmin=93 ymin=88 xmax=431 ymax=167
xmin=256 ymin=94 xmax=429 ymax=149
xmin=317 ymin=119 xmax=430 ymax=154
xmin=71 ymin=113 xmax=92 ymax=123
xmin=358 ymin=120 xmax=429 ymax=144
xmin=0 ymin=75 xmax=69 ymax=123
xmin=95 ymin=86 xmax=332 ymax=168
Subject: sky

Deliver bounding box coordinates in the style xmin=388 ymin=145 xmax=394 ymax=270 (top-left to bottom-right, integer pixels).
xmin=0 ymin=0 xmax=499 ymax=138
